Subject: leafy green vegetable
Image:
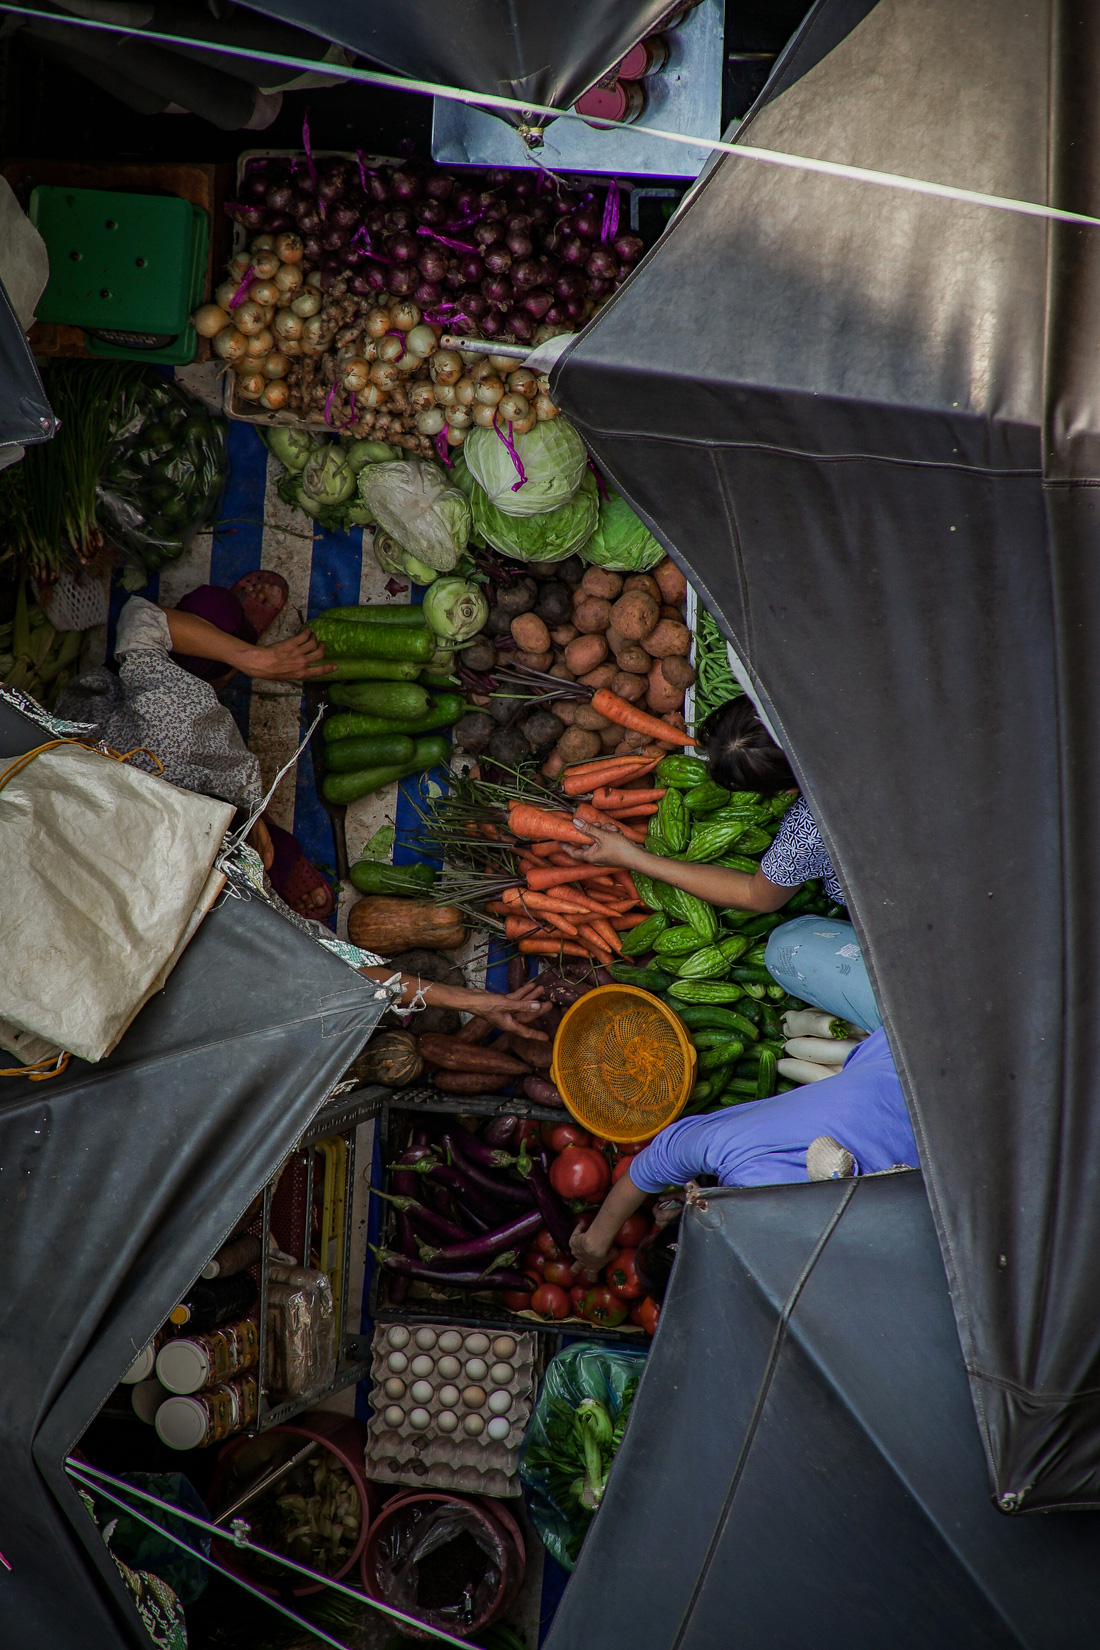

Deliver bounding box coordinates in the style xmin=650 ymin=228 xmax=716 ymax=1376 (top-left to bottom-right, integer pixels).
xmin=359 ymin=459 xmax=471 ymax=571
xmin=454 ymin=453 xmax=598 ymax=562
xmin=263 ymin=425 xmax=316 ymax=473
xmin=581 ymin=489 xmax=665 ymax=572
xmin=463 ymin=415 xmax=588 ymax=517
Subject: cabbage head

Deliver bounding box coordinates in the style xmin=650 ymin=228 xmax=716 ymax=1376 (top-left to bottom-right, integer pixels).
xmin=359 ymin=459 xmax=471 ymax=571
xmin=422 ymin=577 xmax=489 ymax=643
xmin=463 ymin=416 xmax=588 ymax=518
xmin=453 ymin=454 xmax=596 ymax=564
xmin=580 ymin=490 xmax=665 ymax=573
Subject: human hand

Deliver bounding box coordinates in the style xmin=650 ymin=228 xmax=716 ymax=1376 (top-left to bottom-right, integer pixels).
xmin=246 ymin=816 xmax=275 ymax=871
xmin=569 ymin=1220 xmax=612 ymax=1278
xmin=463 ymin=980 xmax=553 ymax=1040
xmin=562 ymin=819 xmax=642 ymax=869
xmin=243 ymin=627 xmax=337 ymax=682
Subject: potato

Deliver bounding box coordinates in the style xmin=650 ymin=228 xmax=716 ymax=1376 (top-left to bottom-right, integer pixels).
xmin=515 ymin=648 xmax=553 ymax=671
xmin=660 ymin=604 xmax=684 ymax=622
xmin=641 ymin=619 xmax=691 ymax=659
xmin=610 ymin=590 xmax=660 ymax=641
xmin=534 ymin=581 xmax=573 ymax=625
xmin=661 ymin=655 xmax=696 ymax=690
xmin=623 ymin=727 xmax=651 ymax=749
xmin=611 ymin=671 xmax=648 ymax=704
xmin=661 ymin=711 xmax=688 ymax=739
xmin=613 ymin=740 xmax=634 ymax=755
xmin=554 ymin=700 xmax=577 ymax=725
xmin=623 ymin=574 xmax=662 ymax=601
xmin=575 ymin=703 xmax=612 ymax=731
xmin=614 ymin=641 xmax=652 ymax=675
xmin=654 ymin=558 xmax=687 ymax=605
xmin=573 ymin=596 xmax=613 ymax=634
xmin=564 ymin=633 xmax=608 ymax=675
xmin=511 ymin=612 xmax=551 ymax=653
xmin=542 ymin=748 xmax=565 ymax=780
xmin=549 ymin=661 xmax=576 ymax=683
xmin=646 ymin=660 xmax=685 ymax=714
xmin=550 ymin=622 xmax=579 ymax=647
xmin=578 ymin=662 xmax=618 ymax=690
xmin=605 ymin=626 xmax=627 ymax=657
xmin=580 ymin=566 xmax=623 ymax=600
xmin=599 ymin=723 xmax=621 ymax=748
xmin=557 ymin=727 xmax=602 ymax=763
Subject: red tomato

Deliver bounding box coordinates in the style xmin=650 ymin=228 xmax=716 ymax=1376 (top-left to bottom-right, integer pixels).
xmin=550 ymin=1146 xmax=611 ymax=1203
xmin=614 ymin=1213 xmax=649 ymax=1248
xmin=629 ymin=1296 xmax=660 ymax=1335
xmin=606 ymin=1247 xmax=644 ymax=1300
xmin=522 ymin=1247 xmax=546 ymax=1276
xmin=591 ymin=1135 xmax=612 ymax=1152
xmin=503 ymin=1286 xmax=533 ymax=1311
xmin=541 ymin=1121 xmax=592 ymax=1153
xmin=514 ymin=1119 xmax=542 ymax=1147
xmin=534 ymin=1229 xmax=561 ymax=1259
xmin=543 ymin=1258 xmax=575 ymax=1288
xmin=584 ymin=1285 xmax=629 ymax=1328
xmin=569 ymin=1282 xmax=590 ymax=1315
xmin=530 ymin=1283 xmax=571 ymax=1320
xmin=611 ymin=1155 xmax=639 ymax=1185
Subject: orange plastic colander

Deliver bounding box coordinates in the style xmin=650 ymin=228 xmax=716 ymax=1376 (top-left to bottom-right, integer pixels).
xmin=549 ymin=984 xmax=697 ymax=1145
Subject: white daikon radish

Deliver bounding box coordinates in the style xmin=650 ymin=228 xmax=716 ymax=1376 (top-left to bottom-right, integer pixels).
xmin=782 ymin=1009 xmax=867 ymax=1042
xmin=784 ymin=1036 xmax=861 ymax=1065
xmin=778 ymin=1057 xmax=844 ymax=1085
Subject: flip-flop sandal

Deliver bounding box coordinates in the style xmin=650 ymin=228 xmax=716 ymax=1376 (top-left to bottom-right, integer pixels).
xmin=265 ymin=820 xmax=336 ymax=922
xmin=231 ymin=570 xmax=289 ymax=643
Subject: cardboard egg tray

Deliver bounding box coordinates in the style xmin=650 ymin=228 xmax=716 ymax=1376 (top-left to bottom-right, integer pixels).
xmin=365 ymin=1321 xmax=537 ymax=1498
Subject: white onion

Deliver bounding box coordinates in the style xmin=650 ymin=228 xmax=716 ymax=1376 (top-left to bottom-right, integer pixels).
xmin=274 ymin=262 xmax=303 ymax=293
xmin=260 ymin=381 xmax=289 ymax=411
xmin=250 ymin=280 xmax=280 ymax=308
xmin=447 ymin=405 xmax=472 ymax=430
xmin=214 ymin=281 xmax=238 ymax=311
xmin=507 ymin=369 xmax=539 ymax=399
xmin=245 ymin=328 xmax=274 ymax=357
xmin=262 ymin=351 xmax=289 ymax=380
xmin=291 ymin=290 xmax=321 ymax=319
xmin=406 ymin=323 xmax=436 ymax=356
xmin=475 ymin=375 xmax=504 ymax=406
xmin=472 ymin=403 xmax=497 ymax=428
xmin=535 ymin=394 xmax=559 ymax=421
xmin=233 ymin=302 xmax=267 ymax=338
xmin=409 ymin=381 xmax=435 ymax=412
xmin=212 ymin=327 xmax=247 ymax=364
xmin=370 ymin=361 xmax=399 ymax=393
xmin=389 ymin=300 xmax=420 ymax=332
xmin=498 ymin=391 xmax=530 ymax=423
xmin=275 ymin=232 xmax=303 ymax=264
xmin=344 ymin=358 xmax=371 ymax=393
xmin=430 ymin=349 xmax=464 ymax=386
xmin=251 ymin=251 xmax=279 ymax=281
xmin=366 ymin=308 xmax=391 ymax=339
xmin=236 ymin=370 xmax=265 ymax=401
xmin=192 ymin=303 xmax=230 ymax=338
xmin=250 ymin=233 xmax=275 ymax=252
xmin=274 ymin=309 xmax=303 ymax=340
xmin=416 ymin=408 xmax=446 ymax=436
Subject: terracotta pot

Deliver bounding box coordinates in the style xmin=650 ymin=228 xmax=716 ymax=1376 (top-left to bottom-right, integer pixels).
xmin=361 ymin=1489 xmax=526 ymax=1639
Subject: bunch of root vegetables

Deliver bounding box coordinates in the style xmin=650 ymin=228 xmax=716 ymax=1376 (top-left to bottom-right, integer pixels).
xmin=451 ymin=554 xmax=694 ymax=773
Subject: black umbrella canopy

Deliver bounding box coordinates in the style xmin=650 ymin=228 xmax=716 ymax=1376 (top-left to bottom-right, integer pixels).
xmin=239 ymin=0 xmax=672 ymax=123
xmin=0 ymin=696 xmax=384 ymax=1647
xmin=553 ymin=0 xmax=1100 ymax=1511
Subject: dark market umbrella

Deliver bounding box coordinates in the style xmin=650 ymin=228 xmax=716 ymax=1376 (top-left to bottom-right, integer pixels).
xmin=553 ymin=0 xmax=1100 ymax=1511
xmin=545 ymin=1176 xmax=1100 ymax=1650
xmin=0 ymin=695 xmax=384 ymax=1647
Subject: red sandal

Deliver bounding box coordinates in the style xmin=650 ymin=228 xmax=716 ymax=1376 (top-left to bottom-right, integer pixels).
xmin=231 ymin=570 xmax=289 ymax=643
xmin=265 ymin=820 xmax=335 ymax=922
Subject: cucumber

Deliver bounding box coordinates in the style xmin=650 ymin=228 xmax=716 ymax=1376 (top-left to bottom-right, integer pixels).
xmin=729 ymin=964 xmax=774 ymax=985
xmin=325 ymin=735 xmax=416 ymax=772
xmin=608 ymin=964 xmax=674 ymax=992
xmin=411 ymin=734 xmax=451 ymax=769
xmin=678 ymin=1006 xmax=750 ymax=1032
xmin=321 ymin=735 xmax=450 ymax=805
xmin=324 ymin=682 xmax=431 ymax=720
xmin=718 ymin=1078 xmax=760 ymax=1100
xmin=738 ymin=913 xmax=786 ymax=939
xmin=319 ymin=604 xmax=427 ymax=625
xmin=349 ymin=861 xmax=437 ymax=896
xmin=734 ymin=997 xmax=762 ymax=1023
xmin=687 ymin=1079 xmax=714 ymax=1105
xmin=319 ymin=659 xmax=424 ymax=683
xmin=324 ymin=692 xmax=465 ymax=738
xmin=619 ymin=911 xmax=670 ymax=957
xmin=725 ymin=1012 xmax=760 ymax=1042
xmin=692 ymin=1034 xmax=746 ymax=1060
xmin=698 ymin=1044 xmax=743 ymax=1075
xmin=310 ymin=617 xmax=434 ymax=661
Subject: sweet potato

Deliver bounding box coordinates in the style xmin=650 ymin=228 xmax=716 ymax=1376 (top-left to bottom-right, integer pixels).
xmin=556 ymin=726 xmax=603 ymax=763
xmin=432 ymin=1070 xmax=510 ymax=1095
xmin=573 ymin=596 xmax=613 ymax=634
xmin=654 ymin=558 xmax=687 ymax=605
xmin=564 ymin=633 xmax=608 ymax=675
xmin=511 ymin=612 xmax=551 ymax=653
xmin=641 ymin=618 xmax=691 ymax=659
xmin=623 ymin=574 xmax=662 ymax=601
xmin=578 ymin=662 xmax=618 ymax=690
xmin=611 ymin=670 xmax=648 ymax=703
xmin=661 ymin=655 xmax=696 ymax=690
xmin=515 ymin=648 xmax=553 ymax=671
xmin=610 ymin=590 xmax=660 ymax=641
xmin=550 ymin=622 xmax=579 ymax=647
xmin=580 ymin=566 xmax=623 ymax=600
xmin=614 ymin=641 xmax=652 ymax=675
xmin=646 ymin=660 xmax=686 ymax=714
xmin=575 ymin=702 xmax=612 ymax=731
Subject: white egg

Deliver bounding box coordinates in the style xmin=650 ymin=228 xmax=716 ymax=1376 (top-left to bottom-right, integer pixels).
xmin=438 ymin=1383 xmax=460 ymax=1407
xmin=383 ymin=1377 xmax=406 ymax=1400
xmin=408 ymin=1407 xmax=431 ymax=1431
xmin=464 ymin=1332 xmax=490 ymax=1356
xmin=489 ymin=1363 xmax=513 ymax=1386
xmin=383 ymin=1405 xmax=405 ymax=1428
xmin=462 ymin=1385 xmax=486 ymax=1409
xmin=464 ymin=1357 xmax=488 ymax=1382
xmin=487 ymin=1389 xmax=512 ymax=1416
xmin=410 ymin=1379 xmax=434 ymax=1404
xmin=463 ymin=1413 xmax=485 ymax=1436
xmin=491 ymin=1335 xmax=517 ymax=1360
xmin=437 ymin=1330 xmax=464 ymax=1353
xmin=437 ymin=1410 xmax=459 ymax=1433
xmin=387 ymin=1351 xmax=408 ymax=1374
xmin=436 ymin=1355 xmax=461 ymax=1380
xmin=410 ymin=1354 xmax=435 ymax=1378
xmin=387 ymin=1326 xmax=410 ymax=1349
xmin=414 ymin=1327 xmax=438 ymax=1350
xmin=487 ymin=1415 xmax=511 ymax=1441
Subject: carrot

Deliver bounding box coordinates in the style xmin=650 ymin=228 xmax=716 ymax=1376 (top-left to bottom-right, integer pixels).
xmin=540 ymin=909 xmax=580 ymax=938
xmin=530 ymin=840 xmax=562 ymax=859
xmin=487 ymin=901 xmax=511 ymax=916
xmin=588 ymin=916 xmax=623 ymax=954
xmin=590 ymin=689 xmax=699 ymax=747
xmin=526 ymin=864 xmax=622 ymax=892
xmin=508 ymin=803 xmax=594 ymax=845
xmin=591 ymin=787 xmax=667 ymax=807
xmin=574 ymin=804 xmax=647 ymax=845
xmin=505 ymin=916 xmax=542 ymax=939
xmin=575 ymin=924 xmax=615 ymax=965
xmin=520 ymin=938 xmax=594 ymax=959
xmin=601 ymin=803 xmax=659 ymax=819
xmin=547 ymin=852 xmax=578 ymax=868
xmin=611 ymin=912 xmax=651 ymax=930
xmin=612 ymin=870 xmax=640 ymax=902
xmin=560 ymin=757 xmax=662 ymax=798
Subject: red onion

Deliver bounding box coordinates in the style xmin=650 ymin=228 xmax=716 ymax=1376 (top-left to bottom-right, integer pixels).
xmin=385 ymin=206 xmax=414 ymax=232
xmin=386 ymin=231 xmax=419 ymax=263
xmin=443 ymin=264 xmax=466 ymax=292
xmin=362 ymin=261 xmax=389 ymax=291
xmin=486 ymin=169 xmax=511 ymax=189
xmin=388 ymin=264 xmax=419 ymax=296
xmin=613 ymin=232 xmax=645 ymax=265
xmin=522 ymin=289 xmax=552 ymax=319
xmin=417 ymin=246 xmax=447 ymax=282
xmin=314 ymin=267 xmax=335 ymax=290
xmin=528 ymin=201 xmax=550 ymax=226
xmin=320 ymin=252 xmax=342 ymax=274
xmin=481 ymin=273 xmax=512 ymax=307
xmin=483 ymin=244 xmax=513 ymax=275
xmin=511 ymin=176 xmax=535 ymax=199
xmin=318 ymin=176 xmax=345 ymax=205
xmin=418 ymin=200 xmax=448 ymax=227
xmin=459 ymin=252 xmax=485 ymax=283
xmin=368 ymin=173 xmax=391 ymax=203
xmin=570 ymin=207 xmax=601 ymax=239
xmin=453 ymin=186 xmax=480 ymax=216
xmin=350 ymin=273 xmax=377 ymax=296
xmin=266 ymin=212 xmax=294 ymax=234
xmin=463 ymin=291 xmax=489 ymax=319
xmin=480 ymin=310 xmax=504 ymax=336
xmin=586 ymin=276 xmax=611 ymax=298
xmin=344 ymin=245 xmax=366 ymax=269
xmin=586 ymin=246 xmax=618 ymax=281
xmin=552 ymin=194 xmax=576 ymax=218
xmin=541 ymin=224 xmax=563 ymax=255
xmin=565 ymin=295 xmax=586 ymax=320
xmin=323 ymin=223 xmax=350 ymax=250
xmin=560 ymin=237 xmax=589 ymax=266
xmin=507 ymin=308 xmax=536 ymax=341
xmin=475 ymin=221 xmax=504 ymax=248
xmin=553 ymin=268 xmax=583 ymax=300
xmin=482 ymin=194 xmax=508 ymax=221
xmin=414 ymin=278 xmax=443 ymax=307
xmin=266 ymin=182 xmax=293 ymax=212
xmin=425 ymin=171 xmax=454 ymax=202
xmin=391 ymin=169 xmax=421 ymax=201
xmin=296 ymin=203 xmax=320 ymax=233
xmin=506 ymin=229 xmax=533 ymax=258
xmin=545 ymin=302 xmax=570 ymax=324
xmin=243 ymin=170 xmax=270 ymax=201
xmin=296 ymin=171 xmax=318 ymax=198
xmin=302 ymin=234 xmax=323 ymax=261
xmin=616 ymin=262 xmax=633 ymax=283
xmin=510 ymin=257 xmax=541 ymax=291
xmin=367 ymin=207 xmax=387 ymax=232
xmin=332 ymin=200 xmax=360 ymax=230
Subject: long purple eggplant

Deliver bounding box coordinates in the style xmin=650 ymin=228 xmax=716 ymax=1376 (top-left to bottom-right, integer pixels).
xmin=444 ymin=1131 xmax=532 ymax=1207
xmin=395 ymin=1210 xmax=417 ymax=1257
xmin=423 ymin=1160 xmax=503 ymax=1227
xmin=371 ymin=1247 xmax=533 ymax=1292
xmin=483 ymin=1115 xmax=519 ymax=1149
xmin=519 ymin=1145 xmax=574 ymax=1250
xmin=375 ymin=1190 xmax=471 ymax=1246
xmin=419 ymin=1208 xmax=543 ymax=1269
xmin=449 ymin=1131 xmax=518 ymax=1173
xmin=394 ymin=1143 xmax=436 ymax=1200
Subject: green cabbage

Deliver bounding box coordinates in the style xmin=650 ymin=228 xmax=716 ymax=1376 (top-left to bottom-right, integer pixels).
xmin=580 ymin=490 xmax=665 ymax=573
xmin=344 ymin=438 xmax=398 ymax=472
xmin=422 ymin=577 xmax=489 ymax=643
xmin=463 ymin=416 xmax=588 ymax=518
xmin=359 ymin=459 xmax=470 ymax=571
xmin=263 ymin=425 xmax=316 ymax=473
xmin=453 ymin=454 xmax=597 ymax=564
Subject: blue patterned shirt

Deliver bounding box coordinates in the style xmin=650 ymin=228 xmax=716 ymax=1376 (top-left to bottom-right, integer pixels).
xmin=760 ymin=796 xmax=845 ymax=906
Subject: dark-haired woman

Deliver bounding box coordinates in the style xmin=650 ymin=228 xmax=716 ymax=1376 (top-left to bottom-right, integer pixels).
xmin=564 ymin=696 xmax=880 ymax=1032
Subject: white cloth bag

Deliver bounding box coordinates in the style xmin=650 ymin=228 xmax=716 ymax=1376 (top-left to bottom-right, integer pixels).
xmin=0 ymin=742 xmax=234 ymax=1063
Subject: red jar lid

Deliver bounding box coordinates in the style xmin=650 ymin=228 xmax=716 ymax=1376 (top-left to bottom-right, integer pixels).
xmin=576 ymin=80 xmax=646 ymax=126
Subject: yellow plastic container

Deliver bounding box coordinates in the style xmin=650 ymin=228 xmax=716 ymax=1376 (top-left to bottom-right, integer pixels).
xmin=550 ymin=984 xmax=696 ymax=1144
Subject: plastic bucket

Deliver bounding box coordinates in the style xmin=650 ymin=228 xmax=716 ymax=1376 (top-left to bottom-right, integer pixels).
xmin=207 ymin=1410 xmax=374 ymax=1598
xmin=361 ymin=1489 xmax=525 ymax=1639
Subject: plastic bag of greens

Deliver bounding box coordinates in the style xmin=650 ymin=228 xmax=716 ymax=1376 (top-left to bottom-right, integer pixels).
xmin=518 ymin=1343 xmax=646 ymax=1569
xmin=359 ymin=459 xmax=470 ymax=571
xmin=97 ymin=373 xmax=227 ymax=584
xmin=581 ymin=489 xmax=665 ymax=572
xmin=463 ymin=415 xmax=588 ymax=518
xmin=454 ymin=453 xmax=597 ymax=563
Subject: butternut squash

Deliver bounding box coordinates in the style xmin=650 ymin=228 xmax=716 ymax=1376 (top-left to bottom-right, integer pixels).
xmin=348 ymin=895 xmax=466 ymax=954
